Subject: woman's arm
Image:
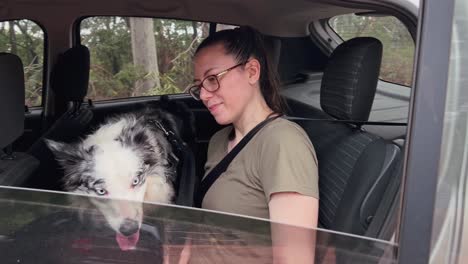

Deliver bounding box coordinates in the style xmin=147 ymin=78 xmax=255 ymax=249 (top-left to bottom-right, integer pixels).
xmin=269 ymin=192 xmax=319 ymax=264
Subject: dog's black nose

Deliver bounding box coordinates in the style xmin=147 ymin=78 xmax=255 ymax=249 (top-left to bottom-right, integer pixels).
xmin=119 ymin=218 xmax=139 ymax=236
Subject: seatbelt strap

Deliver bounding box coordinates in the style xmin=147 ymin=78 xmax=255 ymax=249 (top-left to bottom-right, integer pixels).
xmin=194 ymin=115 xmax=281 ymax=208
xmin=286 ymin=116 xmax=407 ymax=127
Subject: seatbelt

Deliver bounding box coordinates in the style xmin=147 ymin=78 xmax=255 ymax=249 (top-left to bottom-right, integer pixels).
xmin=194 ymin=115 xmax=280 ymax=208
xmin=287 ymin=116 xmax=407 ymax=127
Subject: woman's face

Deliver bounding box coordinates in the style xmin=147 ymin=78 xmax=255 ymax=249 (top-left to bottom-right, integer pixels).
xmin=193 ymin=43 xmax=256 ymax=125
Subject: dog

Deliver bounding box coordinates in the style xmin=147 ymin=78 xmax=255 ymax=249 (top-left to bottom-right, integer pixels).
xmin=45 ymin=103 xmax=193 ymax=251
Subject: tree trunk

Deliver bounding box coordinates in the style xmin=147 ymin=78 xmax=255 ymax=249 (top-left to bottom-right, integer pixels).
xmin=15 ymin=21 xmax=39 ymax=65
xmin=201 ymin=23 xmax=209 ymax=38
xmin=9 ymin=21 xmax=17 ymax=54
xmin=130 ymin=17 xmax=160 ymax=96
xmin=192 ymin=21 xmax=198 ymax=40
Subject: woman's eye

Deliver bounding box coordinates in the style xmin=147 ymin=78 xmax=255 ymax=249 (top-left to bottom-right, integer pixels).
xmin=132 ymin=177 xmax=140 ymax=186
xmin=95 ymin=188 xmax=107 ymax=196
xmin=206 ymin=76 xmax=217 ymax=84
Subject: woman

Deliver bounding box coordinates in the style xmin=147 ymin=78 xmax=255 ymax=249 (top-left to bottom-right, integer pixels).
xmin=184 ymin=26 xmax=319 ymax=263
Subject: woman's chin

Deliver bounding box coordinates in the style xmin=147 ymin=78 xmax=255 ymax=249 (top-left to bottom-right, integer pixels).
xmin=213 ymin=114 xmax=232 ymax=125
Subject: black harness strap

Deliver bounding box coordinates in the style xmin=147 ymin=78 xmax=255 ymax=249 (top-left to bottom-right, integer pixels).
xmin=194 ymin=115 xmax=280 ymax=208
xmin=151 ymin=120 xmax=187 ymax=152
xmin=149 ymin=119 xmax=197 ymax=207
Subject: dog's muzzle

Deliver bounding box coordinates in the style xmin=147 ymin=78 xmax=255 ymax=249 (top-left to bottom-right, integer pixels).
xmin=119 ymin=218 xmax=139 ymax=236
xmin=115 ymin=218 xmax=141 ymax=251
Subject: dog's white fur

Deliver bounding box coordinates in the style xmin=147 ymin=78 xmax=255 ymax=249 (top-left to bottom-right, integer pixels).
xmin=82 ymin=118 xmax=174 ymax=203
xmin=46 ymin=108 xmax=182 ymax=250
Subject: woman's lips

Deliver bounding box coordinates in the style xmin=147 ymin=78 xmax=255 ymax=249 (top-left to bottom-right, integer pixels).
xmin=208 ymin=103 xmax=222 ymax=113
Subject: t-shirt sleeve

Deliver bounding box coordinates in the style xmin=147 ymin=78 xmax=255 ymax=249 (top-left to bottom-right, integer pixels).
xmin=258 ymin=123 xmax=319 ymax=201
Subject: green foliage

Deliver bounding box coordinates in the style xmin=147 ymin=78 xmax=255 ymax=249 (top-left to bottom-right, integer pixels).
xmin=83 ymin=15 xmax=414 ymax=102
xmin=81 ymin=17 xmax=208 ymax=101
xmin=0 ymin=20 xmax=44 ymax=106
xmin=0 ymin=15 xmax=414 ymax=107
xmin=330 ymin=14 xmax=415 ymax=86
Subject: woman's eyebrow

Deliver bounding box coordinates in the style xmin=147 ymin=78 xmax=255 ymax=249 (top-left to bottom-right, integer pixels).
xmin=204 ymin=67 xmax=217 ymax=76
xmin=193 ymin=67 xmax=218 ymax=82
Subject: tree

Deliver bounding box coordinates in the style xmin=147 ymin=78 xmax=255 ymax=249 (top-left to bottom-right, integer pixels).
xmin=80 ymin=17 xmax=210 ymax=100
xmin=0 ymin=20 xmax=44 ymax=106
xmin=130 ymin=17 xmax=160 ymax=96
xmin=8 ymin=21 xmax=17 ymax=54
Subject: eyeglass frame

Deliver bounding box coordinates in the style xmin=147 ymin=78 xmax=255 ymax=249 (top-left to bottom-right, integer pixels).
xmin=187 ymin=61 xmax=247 ymax=100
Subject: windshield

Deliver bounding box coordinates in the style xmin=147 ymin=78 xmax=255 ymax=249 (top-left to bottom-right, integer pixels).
xmin=0 ymin=186 xmax=396 ymax=263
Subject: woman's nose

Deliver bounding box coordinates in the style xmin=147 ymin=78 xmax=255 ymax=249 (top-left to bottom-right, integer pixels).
xmin=199 ymin=87 xmax=213 ymax=101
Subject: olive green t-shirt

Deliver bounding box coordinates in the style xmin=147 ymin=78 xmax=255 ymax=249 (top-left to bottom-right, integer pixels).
xmin=202 ymin=117 xmax=319 ymax=219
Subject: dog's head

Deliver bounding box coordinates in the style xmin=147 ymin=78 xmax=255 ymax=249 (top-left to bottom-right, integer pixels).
xmin=45 ymin=120 xmax=175 ymax=250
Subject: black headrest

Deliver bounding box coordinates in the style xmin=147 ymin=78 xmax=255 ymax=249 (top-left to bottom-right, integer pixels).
xmin=263 ymin=36 xmax=281 ymax=70
xmin=0 ymin=53 xmax=25 ymax=148
xmin=51 ymin=45 xmax=90 ymax=102
xmin=320 ymin=37 xmax=382 ymax=121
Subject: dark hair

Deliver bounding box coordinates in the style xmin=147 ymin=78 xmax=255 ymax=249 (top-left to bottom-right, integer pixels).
xmin=195 ymin=26 xmax=285 ymax=114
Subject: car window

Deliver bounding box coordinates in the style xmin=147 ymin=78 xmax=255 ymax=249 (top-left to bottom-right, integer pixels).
xmin=282 ymin=14 xmax=412 ymax=132
xmin=216 ymin=23 xmax=238 ymax=31
xmin=0 ymin=20 xmax=44 ymax=107
xmin=329 ymin=13 xmax=414 ymax=87
xmin=79 ymin=17 xmax=211 ymax=101
xmin=0 ymin=186 xmax=397 ymax=263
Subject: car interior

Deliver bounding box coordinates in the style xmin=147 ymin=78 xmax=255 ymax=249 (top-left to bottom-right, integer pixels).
xmin=0 ymin=0 xmax=416 ymax=256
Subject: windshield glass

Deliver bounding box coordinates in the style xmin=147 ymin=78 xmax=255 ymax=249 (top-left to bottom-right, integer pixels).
xmin=0 ymin=186 xmax=397 ymax=263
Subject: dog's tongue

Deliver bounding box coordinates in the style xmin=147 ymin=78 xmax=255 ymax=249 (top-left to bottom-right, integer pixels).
xmin=115 ymin=231 xmax=140 ymax=251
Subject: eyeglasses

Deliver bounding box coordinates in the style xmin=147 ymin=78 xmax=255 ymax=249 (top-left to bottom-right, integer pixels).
xmin=187 ymin=62 xmax=246 ymax=100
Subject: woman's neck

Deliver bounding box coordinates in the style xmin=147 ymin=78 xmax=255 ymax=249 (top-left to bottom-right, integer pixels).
xmin=230 ymin=97 xmax=274 ymax=146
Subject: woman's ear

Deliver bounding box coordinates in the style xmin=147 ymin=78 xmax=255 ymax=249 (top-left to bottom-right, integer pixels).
xmin=246 ymin=58 xmax=261 ymax=84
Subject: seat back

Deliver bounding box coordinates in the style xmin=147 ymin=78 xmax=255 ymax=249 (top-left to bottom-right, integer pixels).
xmin=51 ymin=44 xmax=91 ymax=115
xmin=26 ymin=45 xmax=92 ymax=190
xmin=0 ymin=53 xmax=24 ymax=149
xmin=294 ymin=37 xmax=402 ymax=238
xmin=0 ymin=53 xmax=39 ymax=185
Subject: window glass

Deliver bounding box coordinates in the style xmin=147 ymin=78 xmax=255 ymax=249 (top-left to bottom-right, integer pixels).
xmin=329 ymin=14 xmax=414 ymax=87
xmin=216 ymin=24 xmax=238 ymax=31
xmin=80 ymin=17 xmax=211 ymax=101
xmin=0 ymin=20 xmax=44 ymax=107
xmin=430 ymin=0 xmax=468 ymax=260
xmin=0 ymin=187 xmax=397 ymax=263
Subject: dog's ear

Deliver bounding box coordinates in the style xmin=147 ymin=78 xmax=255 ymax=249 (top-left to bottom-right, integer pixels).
xmin=44 ymin=139 xmax=85 ymax=167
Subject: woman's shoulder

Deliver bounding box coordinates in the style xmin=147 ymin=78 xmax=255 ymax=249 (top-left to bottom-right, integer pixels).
xmin=255 ymin=117 xmax=316 ymax=151
xmin=256 ymin=116 xmax=318 ymax=166
xmin=260 ymin=117 xmax=310 ymax=140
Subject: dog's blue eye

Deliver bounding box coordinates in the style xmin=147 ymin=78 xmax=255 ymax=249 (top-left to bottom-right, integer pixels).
xmin=95 ymin=188 xmax=107 ymax=195
xmin=132 ymin=177 xmax=140 ymax=186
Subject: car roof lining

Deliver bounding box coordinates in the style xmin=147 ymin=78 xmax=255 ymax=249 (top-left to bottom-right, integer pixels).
xmin=0 ymin=0 xmax=370 ymax=37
